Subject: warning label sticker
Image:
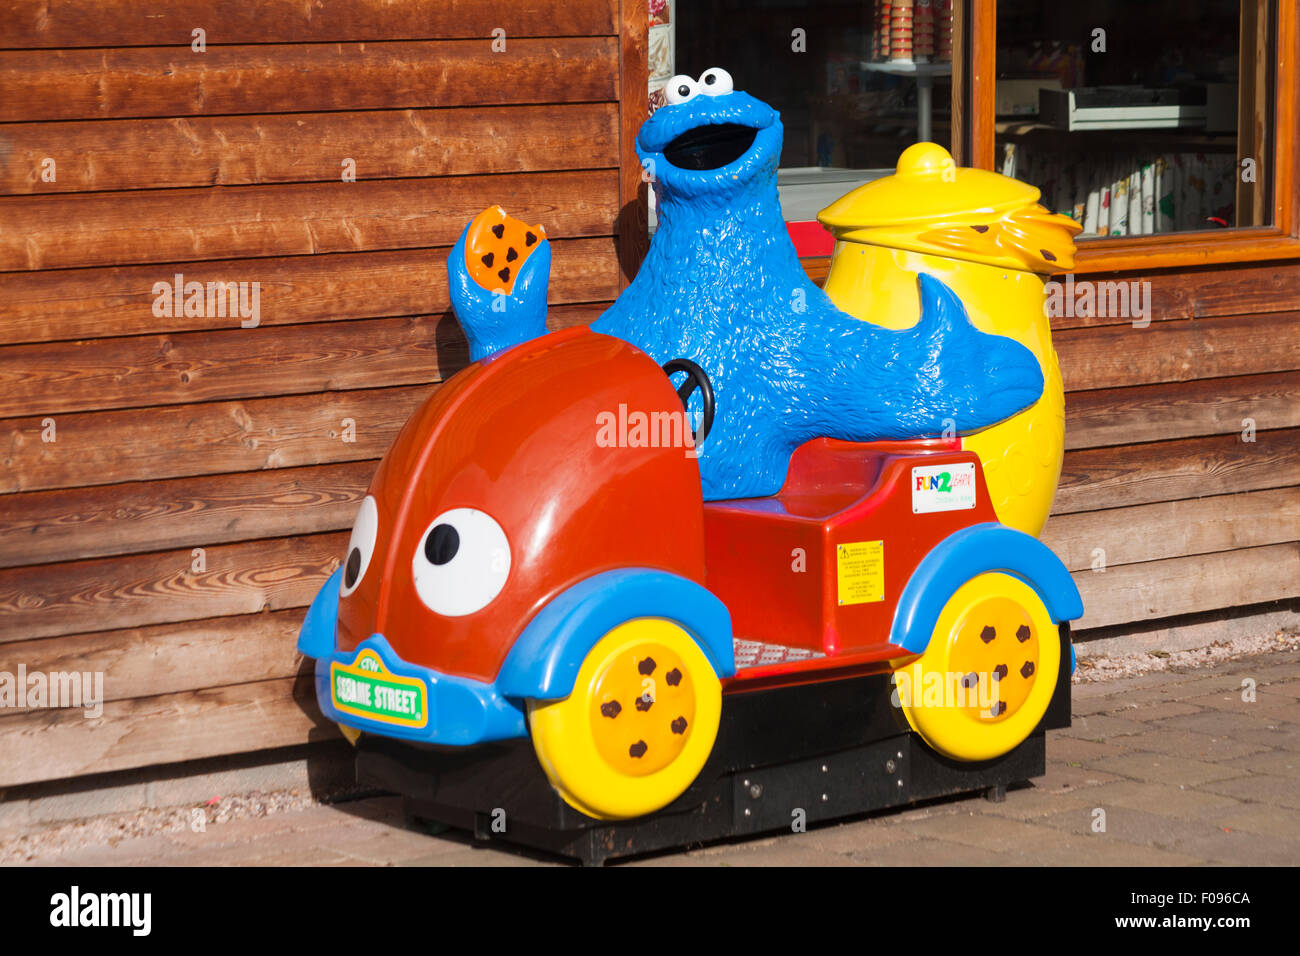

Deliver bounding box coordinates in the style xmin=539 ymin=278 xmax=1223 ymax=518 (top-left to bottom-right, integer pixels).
xmin=836 ymin=540 xmax=885 ymax=606
xmin=912 ymin=461 xmax=977 ymax=514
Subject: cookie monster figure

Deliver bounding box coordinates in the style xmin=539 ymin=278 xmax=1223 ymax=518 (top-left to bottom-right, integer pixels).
xmin=448 ymin=69 xmax=1044 ymax=501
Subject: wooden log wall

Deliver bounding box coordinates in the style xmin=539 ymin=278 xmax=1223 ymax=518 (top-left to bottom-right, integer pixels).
xmin=0 ymin=0 xmax=647 ymax=788
xmin=1040 ymin=264 xmax=1300 ymax=630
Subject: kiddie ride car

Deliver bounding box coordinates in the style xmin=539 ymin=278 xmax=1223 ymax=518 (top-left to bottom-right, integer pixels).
xmin=297 ymin=323 xmax=1082 ymax=865
xmin=299 ymin=72 xmax=1083 ymax=863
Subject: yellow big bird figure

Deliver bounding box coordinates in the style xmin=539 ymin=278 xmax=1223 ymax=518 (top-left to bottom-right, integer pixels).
xmin=818 ymin=143 xmax=1081 ymax=538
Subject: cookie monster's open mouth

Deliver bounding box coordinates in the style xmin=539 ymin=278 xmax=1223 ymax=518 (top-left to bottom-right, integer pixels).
xmin=663 ymin=123 xmax=759 ymax=171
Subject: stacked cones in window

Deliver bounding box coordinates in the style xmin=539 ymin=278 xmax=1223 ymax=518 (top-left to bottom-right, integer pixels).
xmin=937 ymin=0 xmax=953 ymax=62
xmin=914 ymin=0 xmax=935 ymax=62
xmin=873 ymin=0 xmax=893 ymax=61
xmin=890 ymin=0 xmax=913 ymax=62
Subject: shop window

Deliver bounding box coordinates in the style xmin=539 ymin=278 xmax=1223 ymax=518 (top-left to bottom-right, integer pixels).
xmin=673 ymin=0 xmax=959 ymax=253
xmin=994 ymin=1 xmax=1276 ymax=241
xmin=664 ymin=2 xmax=1295 ymax=268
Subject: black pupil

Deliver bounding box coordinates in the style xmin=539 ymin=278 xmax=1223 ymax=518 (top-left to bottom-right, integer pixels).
xmin=344 ymin=547 xmax=361 ymax=588
xmin=425 ymin=523 xmax=459 ymax=566
xmin=678 ymin=84 xmax=690 ymax=97
xmin=704 ymin=74 xmax=715 ymax=85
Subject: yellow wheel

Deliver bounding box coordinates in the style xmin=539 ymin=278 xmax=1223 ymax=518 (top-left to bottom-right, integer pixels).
xmin=898 ymin=572 xmax=1060 ymax=762
xmin=526 ymin=618 xmax=722 ymax=820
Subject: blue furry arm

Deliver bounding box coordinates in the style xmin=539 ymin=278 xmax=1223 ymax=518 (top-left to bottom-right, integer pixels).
xmin=793 ymin=273 xmax=1044 ymax=440
xmin=447 ymin=221 xmax=552 ymax=362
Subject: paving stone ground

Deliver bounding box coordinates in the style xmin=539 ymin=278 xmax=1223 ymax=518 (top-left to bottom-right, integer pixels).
xmin=13 ymin=649 xmax=1300 ymax=867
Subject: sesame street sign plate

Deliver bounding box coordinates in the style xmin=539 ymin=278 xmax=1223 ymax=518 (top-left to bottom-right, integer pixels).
xmin=331 ymin=648 xmax=428 ymax=729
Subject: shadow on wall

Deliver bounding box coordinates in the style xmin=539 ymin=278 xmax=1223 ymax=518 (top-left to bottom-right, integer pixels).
xmin=616 ymin=194 xmax=650 ymax=286
xmin=433 ymin=311 xmax=473 ymax=381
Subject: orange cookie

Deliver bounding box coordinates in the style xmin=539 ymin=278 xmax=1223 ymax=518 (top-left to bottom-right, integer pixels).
xmin=463 ymin=205 xmax=547 ymax=295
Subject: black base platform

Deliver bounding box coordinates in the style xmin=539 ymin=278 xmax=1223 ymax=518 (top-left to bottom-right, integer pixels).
xmin=354 ymin=629 xmax=1072 ymax=865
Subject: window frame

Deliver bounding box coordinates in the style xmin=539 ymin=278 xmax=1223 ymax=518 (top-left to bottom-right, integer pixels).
xmin=964 ymin=0 xmax=1300 ymax=273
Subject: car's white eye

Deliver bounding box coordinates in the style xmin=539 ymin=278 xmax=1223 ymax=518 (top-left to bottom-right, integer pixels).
xmin=340 ymin=495 xmax=379 ymax=597
xmin=665 ymin=74 xmax=699 ymax=105
xmin=698 ymin=67 xmax=733 ymax=96
xmin=411 ymin=508 xmax=511 ymax=616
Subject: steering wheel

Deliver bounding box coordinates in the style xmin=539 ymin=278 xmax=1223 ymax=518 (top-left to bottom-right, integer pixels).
xmin=661 ymin=358 xmax=716 ymax=448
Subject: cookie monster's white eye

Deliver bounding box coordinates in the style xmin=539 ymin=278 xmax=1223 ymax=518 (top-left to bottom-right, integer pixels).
xmin=666 ymin=75 xmax=699 ymax=105
xmin=412 ymin=508 xmax=511 ymax=616
xmin=698 ymin=67 xmax=733 ymax=96
xmin=340 ymin=495 xmax=379 ymax=597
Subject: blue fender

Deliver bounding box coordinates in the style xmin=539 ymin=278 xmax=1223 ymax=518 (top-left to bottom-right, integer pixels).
xmin=298 ymin=567 xmax=343 ymax=659
xmin=890 ymin=522 xmax=1083 ymax=660
xmin=496 ymin=568 xmax=736 ymax=701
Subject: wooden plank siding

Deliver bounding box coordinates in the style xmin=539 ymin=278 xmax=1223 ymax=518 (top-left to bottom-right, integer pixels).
xmin=0 ymin=40 xmax=620 ymax=122
xmin=0 ymin=105 xmax=620 ymax=195
xmin=1046 ymin=262 xmax=1300 ymax=630
xmin=0 ymin=247 xmax=616 ymax=344
xmin=1 ymin=1 xmax=1296 ymax=789
xmin=0 ymin=171 xmax=621 ymax=270
xmin=3 ymin=1 xmax=621 ymax=47
xmin=1043 ymin=267 xmax=1300 ymax=632
xmin=0 ymin=0 xmax=645 ymax=787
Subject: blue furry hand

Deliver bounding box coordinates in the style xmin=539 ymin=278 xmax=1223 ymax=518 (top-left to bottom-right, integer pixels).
xmin=892 ymin=273 xmax=1045 ymax=435
xmin=790 ymin=273 xmax=1045 ymax=450
xmin=447 ymin=216 xmax=551 ymax=363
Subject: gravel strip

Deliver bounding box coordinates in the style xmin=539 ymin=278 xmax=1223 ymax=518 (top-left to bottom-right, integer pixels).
xmin=1073 ymin=626 xmax=1300 ymax=683
xmin=0 ymin=787 xmax=373 ymax=865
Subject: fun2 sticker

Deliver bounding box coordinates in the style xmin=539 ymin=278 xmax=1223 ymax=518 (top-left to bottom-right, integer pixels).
xmin=912 ymin=462 xmax=977 ymax=514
